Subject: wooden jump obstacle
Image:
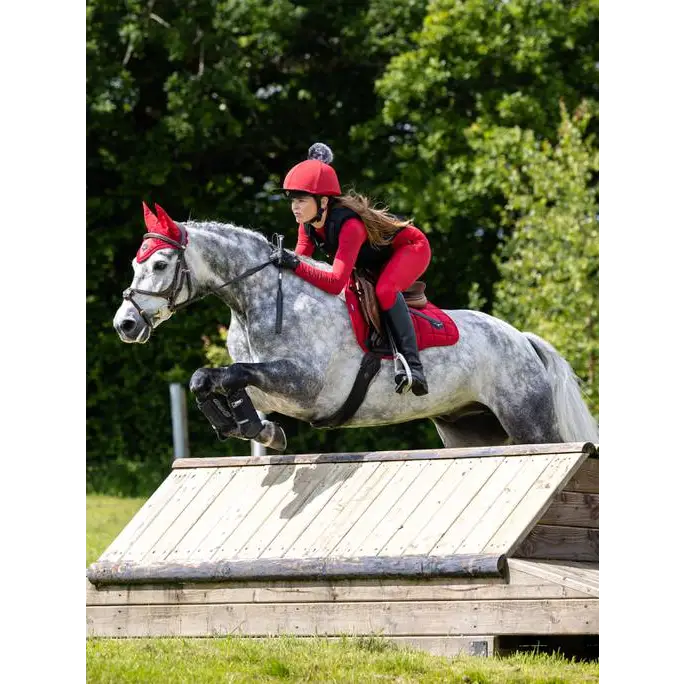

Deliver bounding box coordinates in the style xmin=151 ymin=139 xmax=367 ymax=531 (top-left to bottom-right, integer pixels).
xmin=86 ymin=442 xmax=598 ymax=656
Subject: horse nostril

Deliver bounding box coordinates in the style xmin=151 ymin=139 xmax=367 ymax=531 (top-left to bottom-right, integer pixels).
xmin=120 ymin=318 xmax=136 ymax=333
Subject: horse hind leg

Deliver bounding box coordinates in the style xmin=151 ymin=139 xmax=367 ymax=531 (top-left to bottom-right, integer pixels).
xmin=491 ymin=385 xmax=564 ymax=444
xmin=431 ymin=406 xmax=510 ymax=448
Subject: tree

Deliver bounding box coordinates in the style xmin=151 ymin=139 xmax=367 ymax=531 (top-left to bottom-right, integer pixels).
xmin=354 ymin=0 xmax=598 ymax=309
xmin=466 ymin=103 xmax=598 ymax=416
xmin=86 ymin=0 xmax=431 ymax=493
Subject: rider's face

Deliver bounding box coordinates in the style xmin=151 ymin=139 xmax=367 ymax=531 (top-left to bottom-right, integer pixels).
xmin=290 ymin=194 xmax=327 ymax=224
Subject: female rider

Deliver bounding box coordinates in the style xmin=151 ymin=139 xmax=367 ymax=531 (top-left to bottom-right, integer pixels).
xmin=271 ymin=143 xmax=432 ymax=396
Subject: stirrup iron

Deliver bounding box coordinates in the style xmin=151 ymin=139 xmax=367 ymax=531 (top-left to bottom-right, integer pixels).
xmin=388 ymin=330 xmax=413 ymax=394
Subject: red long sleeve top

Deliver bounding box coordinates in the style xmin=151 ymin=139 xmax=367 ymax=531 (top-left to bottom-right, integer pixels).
xmin=293 ymin=218 xmax=368 ymax=295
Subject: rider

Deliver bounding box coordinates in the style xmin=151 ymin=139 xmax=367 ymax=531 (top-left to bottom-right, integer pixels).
xmin=271 ymin=142 xmax=432 ymax=396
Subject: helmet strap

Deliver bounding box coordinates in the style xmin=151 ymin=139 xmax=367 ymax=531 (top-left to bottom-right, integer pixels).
xmin=312 ymin=196 xmax=327 ymax=224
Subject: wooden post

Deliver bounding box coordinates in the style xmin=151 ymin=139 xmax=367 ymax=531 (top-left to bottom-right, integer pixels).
xmin=169 ymin=383 xmax=190 ymax=460
xmin=252 ymin=412 xmax=266 ymax=456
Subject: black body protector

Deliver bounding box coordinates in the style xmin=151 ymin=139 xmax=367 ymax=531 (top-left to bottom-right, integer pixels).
xmin=304 ymin=204 xmax=396 ymax=275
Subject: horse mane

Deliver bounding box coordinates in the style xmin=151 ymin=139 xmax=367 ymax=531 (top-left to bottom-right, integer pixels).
xmin=180 ymin=219 xmax=332 ymax=271
xmin=182 ymin=220 xmax=270 ymax=245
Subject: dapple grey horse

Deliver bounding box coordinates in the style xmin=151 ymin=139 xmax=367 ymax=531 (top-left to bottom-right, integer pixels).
xmin=113 ymin=215 xmax=599 ymax=452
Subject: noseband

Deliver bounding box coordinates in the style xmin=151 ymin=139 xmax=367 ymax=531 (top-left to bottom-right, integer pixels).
xmin=123 ymin=230 xmax=284 ymax=332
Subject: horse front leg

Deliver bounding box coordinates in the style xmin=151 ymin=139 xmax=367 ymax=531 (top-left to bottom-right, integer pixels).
xmin=189 ymin=360 xmax=308 ymax=451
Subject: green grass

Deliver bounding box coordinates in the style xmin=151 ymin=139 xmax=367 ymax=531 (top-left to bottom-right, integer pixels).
xmin=86 ymin=494 xmax=146 ymax=566
xmin=87 ymin=636 xmax=598 ymax=683
xmin=86 ymin=494 xmax=599 ymax=683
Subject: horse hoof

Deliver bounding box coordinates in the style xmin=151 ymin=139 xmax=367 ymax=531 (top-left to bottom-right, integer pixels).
xmin=260 ymin=422 xmax=287 ymax=451
xmin=189 ymin=368 xmax=214 ymax=396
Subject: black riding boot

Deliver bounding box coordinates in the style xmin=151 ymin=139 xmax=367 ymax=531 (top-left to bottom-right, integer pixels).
xmin=383 ymin=294 xmax=429 ymax=396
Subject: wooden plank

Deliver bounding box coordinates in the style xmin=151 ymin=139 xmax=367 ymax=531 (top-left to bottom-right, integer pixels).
xmin=97 ymin=471 xmax=187 ymax=563
xmin=141 ymin=468 xmax=235 ymax=563
xmin=356 ymin=460 xmax=455 ymax=557
xmin=514 ymin=525 xmax=599 ymax=563
xmin=431 ymin=456 xmax=530 ymax=556
xmin=165 ymin=465 xmax=269 ymax=562
xmin=455 ymin=455 xmax=553 ymax=554
xmin=508 ymin=559 xmax=598 ymax=597
xmin=379 ymin=459 xmax=473 ymax=556
xmin=564 ymin=458 xmax=599 ymax=494
xmin=516 ymin=560 xmax=599 ymax=592
xmin=333 ymin=461 xmax=429 ymax=557
xmin=172 ymin=442 xmax=596 ymax=470
xmin=508 ymin=559 xmax=600 ymax=592
xmin=86 ymin=598 xmax=598 ymax=638
xmin=555 ymin=561 xmax=600 ymax=584
xmin=538 ymin=492 xmax=599 ymax=529
xmin=404 ymin=457 xmax=504 ymax=555
xmin=286 ymin=461 xmax=400 ymax=558
xmin=260 ymin=462 xmax=381 ymax=559
xmin=213 ymin=465 xmax=309 ymax=561
xmin=123 ymin=469 xmax=217 ymax=563
xmin=85 ymin=574 xmax=593 ymax=606
xmin=482 ymin=453 xmax=586 ymax=557
xmin=529 ymin=560 xmax=597 ymax=593
xmin=235 ymin=462 xmax=359 ymax=560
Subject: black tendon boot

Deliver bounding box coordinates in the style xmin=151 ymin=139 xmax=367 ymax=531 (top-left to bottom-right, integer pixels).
xmin=196 ymin=388 xmax=264 ymax=441
xmin=383 ymin=294 xmax=429 ymax=396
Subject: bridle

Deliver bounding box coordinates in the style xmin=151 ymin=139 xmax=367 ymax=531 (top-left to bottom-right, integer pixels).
xmin=122 ymin=227 xmax=193 ymax=328
xmin=123 ymin=228 xmax=284 ymax=332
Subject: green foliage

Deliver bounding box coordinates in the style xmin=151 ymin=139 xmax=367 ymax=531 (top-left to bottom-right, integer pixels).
xmin=466 ymin=104 xmax=598 ymax=416
xmin=202 ymin=325 xmax=232 ymax=368
xmin=353 ymin=0 xmax=598 ymax=308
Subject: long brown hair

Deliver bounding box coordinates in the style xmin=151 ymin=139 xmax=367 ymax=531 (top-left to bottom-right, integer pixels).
xmin=334 ymin=190 xmax=412 ymax=248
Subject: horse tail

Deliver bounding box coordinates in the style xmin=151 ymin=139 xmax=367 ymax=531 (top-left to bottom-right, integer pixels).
xmin=523 ymin=332 xmax=599 ymax=443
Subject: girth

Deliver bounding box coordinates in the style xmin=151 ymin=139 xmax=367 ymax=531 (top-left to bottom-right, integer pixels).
xmin=310 ymin=352 xmax=383 ymax=429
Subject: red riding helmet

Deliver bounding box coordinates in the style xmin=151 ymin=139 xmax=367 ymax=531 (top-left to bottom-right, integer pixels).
xmin=282 ymin=143 xmax=341 ymax=196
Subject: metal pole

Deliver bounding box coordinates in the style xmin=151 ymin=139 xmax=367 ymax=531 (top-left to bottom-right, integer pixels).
xmin=251 ymin=412 xmax=267 ymax=457
xmin=169 ymin=383 xmax=190 ymax=460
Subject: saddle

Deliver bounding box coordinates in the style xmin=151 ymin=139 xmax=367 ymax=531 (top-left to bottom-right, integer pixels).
xmin=351 ymin=270 xmax=428 ymax=338
xmin=316 ymin=271 xmax=459 ymax=429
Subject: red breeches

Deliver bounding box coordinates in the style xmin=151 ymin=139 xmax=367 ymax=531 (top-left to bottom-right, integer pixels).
xmin=375 ymin=231 xmax=431 ymax=310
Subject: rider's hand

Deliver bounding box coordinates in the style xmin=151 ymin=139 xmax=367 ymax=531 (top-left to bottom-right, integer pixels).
xmin=269 ymin=247 xmax=300 ymax=270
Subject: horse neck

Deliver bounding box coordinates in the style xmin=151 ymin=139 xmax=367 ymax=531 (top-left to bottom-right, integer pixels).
xmin=183 ymin=221 xmax=274 ymax=313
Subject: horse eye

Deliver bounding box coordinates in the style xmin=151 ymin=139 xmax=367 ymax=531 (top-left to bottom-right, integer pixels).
xmin=153 ymin=261 xmax=167 ymax=272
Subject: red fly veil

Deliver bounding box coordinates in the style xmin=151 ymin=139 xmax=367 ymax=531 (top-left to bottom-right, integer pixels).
xmin=136 ymin=202 xmax=187 ymax=263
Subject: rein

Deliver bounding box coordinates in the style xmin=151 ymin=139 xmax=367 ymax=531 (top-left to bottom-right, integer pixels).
xmin=123 ymin=231 xmax=284 ymax=332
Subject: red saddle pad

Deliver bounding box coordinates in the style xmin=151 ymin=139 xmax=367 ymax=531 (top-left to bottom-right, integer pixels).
xmin=344 ymin=282 xmax=459 ymax=358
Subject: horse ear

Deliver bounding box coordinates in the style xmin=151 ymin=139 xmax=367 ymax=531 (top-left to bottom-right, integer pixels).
xmin=154 ymin=203 xmax=183 ymax=244
xmin=142 ymin=201 xmax=159 ymax=232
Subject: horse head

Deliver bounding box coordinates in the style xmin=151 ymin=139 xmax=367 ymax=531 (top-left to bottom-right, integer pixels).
xmin=113 ymin=202 xmax=193 ymax=343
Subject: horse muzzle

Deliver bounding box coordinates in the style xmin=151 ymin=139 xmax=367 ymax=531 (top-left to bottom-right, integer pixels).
xmin=113 ymin=304 xmax=151 ymax=344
